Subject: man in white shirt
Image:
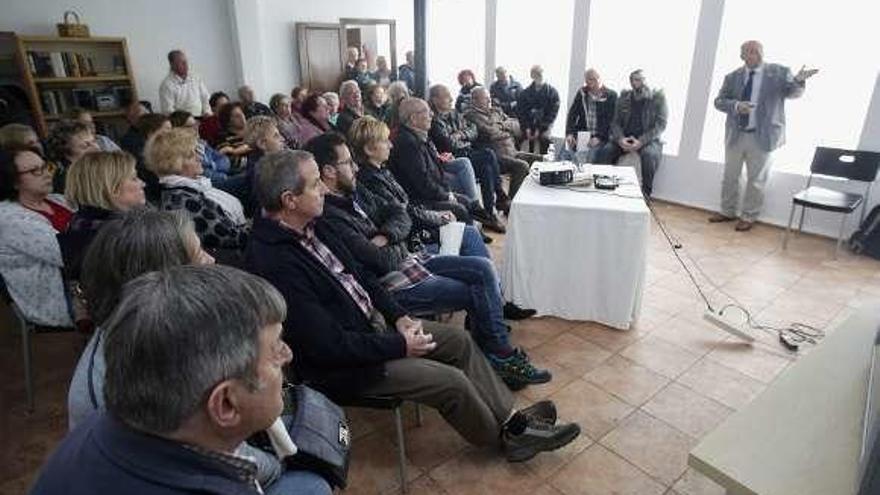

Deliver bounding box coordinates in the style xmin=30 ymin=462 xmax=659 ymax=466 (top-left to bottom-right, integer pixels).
xmin=709 ymin=40 xmax=817 ymax=231
xmin=159 ymin=50 xmax=211 ymax=116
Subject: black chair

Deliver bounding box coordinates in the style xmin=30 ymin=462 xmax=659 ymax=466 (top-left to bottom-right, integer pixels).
xmin=335 ymin=396 xmax=422 ymax=493
xmin=782 ymin=147 xmax=880 ymax=257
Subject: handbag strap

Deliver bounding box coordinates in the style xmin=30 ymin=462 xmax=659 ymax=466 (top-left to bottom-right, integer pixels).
xmin=87 ymin=331 xmax=102 ymax=410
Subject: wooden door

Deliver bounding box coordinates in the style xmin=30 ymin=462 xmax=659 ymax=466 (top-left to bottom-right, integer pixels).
xmin=296 ymin=23 xmax=346 ymax=94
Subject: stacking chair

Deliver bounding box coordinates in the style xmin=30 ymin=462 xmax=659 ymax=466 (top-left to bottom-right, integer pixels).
xmin=1 ymin=276 xmax=37 ymax=412
xmin=782 ymin=147 xmax=880 ymax=257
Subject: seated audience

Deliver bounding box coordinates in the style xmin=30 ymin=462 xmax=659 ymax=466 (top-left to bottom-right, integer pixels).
xmin=290 ymin=86 xmax=309 ymax=119
xmin=322 ymin=91 xmax=340 ymax=127
xmin=390 ymin=98 xmax=497 ymax=231
xmin=430 ymin=83 xmax=510 ymax=219
xmin=607 ymin=69 xmax=668 ymax=197
xmin=65 ymin=107 xmax=121 ymax=152
xmin=343 ymin=46 xmax=360 ymax=81
xmin=335 ymin=80 xmax=365 ymax=136
xmin=169 ymin=110 xmax=232 ymax=183
xmin=363 ymin=83 xmax=389 ymax=122
xmin=0 ymin=146 xmax=73 ymax=327
xmin=246 ymin=149 xmax=579 ymax=462
xmin=516 ymin=65 xmax=560 ymax=154
xmin=159 ymin=49 xmax=211 ymax=116
xmin=0 ymin=123 xmax=42 ymax=152
xmin=36 ymin=263 xmax=331 ymax=494
xmin=349 ymin=117 xmax=492 ymax=260
xmin=372 ymin=55 xmax=395 ymax=87
xmin=293 ymin=93 xmax=333 ymax=146
xmin=465 ymin=87 xmax=531 ymax=199
xmin=198 ymin=91 xmax=230 ymax=146
xmin=146 ymin=128 xmax=248 ymax=252
xmin=564 ymin=68 xmax=618 ymax=164
xmin=384 ymin=80 xmax=410 ymax=133
xmin=489 ymin=66 xmax=523 ymax=117
xmin=239 ymin=84 xmax=273 ymax=118
xmin=216 ymin=101 xmax=252 ymax=172
xmin=124 ymin=100 xmax=151 ymax=128
xmin=269 ymin=93 xmax=301 ymax=149
xmin=59 ymin=151 xmax=145 ymax=286
xmin=46 ymin=120 xmax=99 ymax=193
xmin=244 ymin=116 xmax=287 ymax=215
xmin=307 ymin=132 xmax=547 ymax=388
xmin=398 ymin=50 xmax=416 ymax=92
xmin=119 ymin=113 xmax=171 ymax=202
xmin=456 ymin=69 xmax=482 ymax=112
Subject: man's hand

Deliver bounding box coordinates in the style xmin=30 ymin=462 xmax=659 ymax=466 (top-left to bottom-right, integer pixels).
xmin=794 ymin=65 xmax=819 ymax=83
xmin=370 ymin=234 xmax=389 ymax=247
xmin=438 ymin=151 xmax=454 ymax=163
xmin=629 ymin=138 xmax=642 ymax=151
xmin=439 ymin=210 xmax=456 ymax=224
xmin=396 ymin=316 xmax=435 ymax=357
xmin=735 ymin=101 xmax=754 ymax=114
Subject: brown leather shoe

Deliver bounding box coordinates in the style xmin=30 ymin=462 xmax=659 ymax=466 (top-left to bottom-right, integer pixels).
xmin=708 ymin=213 xmax=736 ymax=223
xmin=735 ymin=220 xmax=754 ymax=231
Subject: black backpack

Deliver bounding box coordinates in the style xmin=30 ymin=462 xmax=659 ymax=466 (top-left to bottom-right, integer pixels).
xmin=850 ymin=204 xmax=880 ymax=259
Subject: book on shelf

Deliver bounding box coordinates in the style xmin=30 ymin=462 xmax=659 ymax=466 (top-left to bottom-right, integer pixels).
xmin=26 ymin=50 xmax=103 ymax=78
xmin=39 ymin=89 xmax=74 ymax=116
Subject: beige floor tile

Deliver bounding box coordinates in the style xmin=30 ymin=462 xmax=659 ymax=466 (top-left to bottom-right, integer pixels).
xmin=400 ymin=408 xmax=470 ymax=471
xmin=529 ymin=333 xmax=613 ymax=375
xmin=510 ymin=317 xmax=577 ymax=350
xmin=676 ymin=358 xmax=767 ymax=410
xmin=600 ymin=411 xmax=697 ymax=486
xmin=550 ymin=443 xmax=666 ymax=495
xmin=671 ymin=467 xmax=726 ymax=495
xmin=705 ymin=341 xmax=793 ymax=383
xmin=568 ymin=321 xmax=646 ymax=353
xmin=429 ymin=447 xmax=543 ymax=495
xmin=345 ymin=431 xmax=424 ymax=495
xmin=519 ymin=362 xmax=584 ymax=402
xmin=584 ymin=355 xmax=670 ymax=406
xmin=620 ymin=336 xmax=701 ymax=379
xmin=650 ymin=316 xmax=729 ymax=356
xmin=548 ymin=379 xmax=635 ymax=440
xmin=642 ymin=383 xmax=734 ymax=438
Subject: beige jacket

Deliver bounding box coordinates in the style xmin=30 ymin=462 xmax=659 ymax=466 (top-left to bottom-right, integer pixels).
xmin=464 ymin=105 xmax=521 ymax=160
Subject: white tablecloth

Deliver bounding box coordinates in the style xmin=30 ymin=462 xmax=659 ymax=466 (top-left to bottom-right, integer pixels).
xmin=501 ymin=164 xmax=650 ymax=329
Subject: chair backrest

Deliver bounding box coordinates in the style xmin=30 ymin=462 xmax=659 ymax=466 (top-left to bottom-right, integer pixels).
xmin=810 ymin=147 xmax=880 ymax=183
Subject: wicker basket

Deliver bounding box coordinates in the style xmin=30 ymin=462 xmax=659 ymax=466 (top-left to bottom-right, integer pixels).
xmin=56 ymin=11 xmax=90 ymax=38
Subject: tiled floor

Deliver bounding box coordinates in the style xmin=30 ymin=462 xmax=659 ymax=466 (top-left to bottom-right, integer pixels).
xmin=3 ymin=201 xmax=880 ymax=495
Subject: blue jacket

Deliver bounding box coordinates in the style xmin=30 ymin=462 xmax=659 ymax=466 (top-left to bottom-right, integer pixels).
xmin=30 ymin=414 xmax=259 ymax=495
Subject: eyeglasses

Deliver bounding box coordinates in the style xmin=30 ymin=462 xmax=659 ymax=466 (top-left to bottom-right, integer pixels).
xmin=17 ymin=162 xmax=56 ymax=177
xmin=334 ymin=158 xmax=355 ymax=167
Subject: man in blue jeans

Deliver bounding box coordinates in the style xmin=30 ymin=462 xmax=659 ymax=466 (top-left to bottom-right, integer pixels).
xmin=306 ymin=132 xmax=550 ymax=389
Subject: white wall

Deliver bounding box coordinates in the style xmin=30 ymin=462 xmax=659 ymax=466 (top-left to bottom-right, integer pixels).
xmin=0 ymin=0 xmax=240 ymax=109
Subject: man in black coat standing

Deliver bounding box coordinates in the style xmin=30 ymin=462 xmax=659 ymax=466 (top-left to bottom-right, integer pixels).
xmin=517 ymin=65 xmax=560 ymax=155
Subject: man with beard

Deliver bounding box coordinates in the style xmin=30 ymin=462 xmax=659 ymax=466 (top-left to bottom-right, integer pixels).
xmin=607 ymin=69 xmax=668 ymax=198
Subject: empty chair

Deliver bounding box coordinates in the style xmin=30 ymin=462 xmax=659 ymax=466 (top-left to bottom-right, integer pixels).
xmin=782 ymin=147 xmax=880 ymax=257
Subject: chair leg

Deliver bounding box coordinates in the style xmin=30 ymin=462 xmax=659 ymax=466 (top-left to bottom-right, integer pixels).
xmin=798 ymin=205 xmax=807 ymax=233
xmin=392 ymin=406 xmax=408 ymax=493
xmin=20 ymin=315 xmax=34 ymax=412
xmin=415 ymin=403 xmax=423 ymax=427
xmin=835 ymin=213 xmax=848 ymax=259
xmin=783 ymin=202 xmax=797 ymax=250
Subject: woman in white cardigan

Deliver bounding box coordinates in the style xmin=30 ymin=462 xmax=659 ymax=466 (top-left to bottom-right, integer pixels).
xmin=0 ymin=146 xmax=74 ymax=327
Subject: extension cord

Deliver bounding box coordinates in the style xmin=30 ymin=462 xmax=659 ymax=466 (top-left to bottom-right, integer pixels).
xmin=703 ymin=310 xmax=755 ymax=343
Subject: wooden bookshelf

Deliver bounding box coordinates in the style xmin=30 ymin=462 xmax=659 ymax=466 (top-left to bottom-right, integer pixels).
xmin=4 ymin=33 xmax=138 ymax=137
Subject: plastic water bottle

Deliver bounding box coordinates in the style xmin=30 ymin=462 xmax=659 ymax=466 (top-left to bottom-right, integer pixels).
xmin=545 ymin=142 xmax=556 ymax=162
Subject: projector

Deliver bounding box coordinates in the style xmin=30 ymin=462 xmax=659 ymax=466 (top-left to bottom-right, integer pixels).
xmin=534 ymin=161 xmax=576 ymax=186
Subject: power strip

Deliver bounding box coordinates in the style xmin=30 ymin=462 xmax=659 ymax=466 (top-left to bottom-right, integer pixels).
xmin=703 ymin=310 xmax=755 ymax=343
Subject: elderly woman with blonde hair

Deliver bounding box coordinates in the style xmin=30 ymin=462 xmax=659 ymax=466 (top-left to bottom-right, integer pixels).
xmin=146 ymin=128 xmax=248 ymax=254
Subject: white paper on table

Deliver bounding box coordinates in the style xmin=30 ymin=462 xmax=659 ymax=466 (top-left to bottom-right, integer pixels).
xmin=439 ymin=221 xmax=465 ymax=255
xmin=576 ymin=131 xmax=591 ymax=152
xmin=267 ymin=417 xmax=298 ymax=459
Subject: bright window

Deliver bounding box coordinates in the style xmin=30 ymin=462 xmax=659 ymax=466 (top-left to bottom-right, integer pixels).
xmin=584 ymin=0 xmax=700 ymax=155
xmin=700 ymin=1 xmax=879 ymax=172
xmin=495 ymin=0 xmax=575 ymax=137
xmin=427 ymin=0 xmax=486 ymax=94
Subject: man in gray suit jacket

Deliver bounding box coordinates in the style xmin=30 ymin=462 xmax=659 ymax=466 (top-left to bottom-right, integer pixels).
xmin=709 ymin=40 xmax=817 ymax=231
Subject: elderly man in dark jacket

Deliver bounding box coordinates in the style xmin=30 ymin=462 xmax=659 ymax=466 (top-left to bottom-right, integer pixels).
xmin=564 ymin=68 xmax=618 ymax=164
xmin=389 ymin=97 xmax=502 ymax=232
xmin=607 ymin=69 xmax=668 ymax=197
xmin=245 ymin=148 xmax=581 ymax=462
xmin=490 ymin=66 xmax=523 ymax=117
xmin=516 ymin=65 xmax=560 ymax=154
xmin=429 ymin=83 xmax=510 ymax=218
